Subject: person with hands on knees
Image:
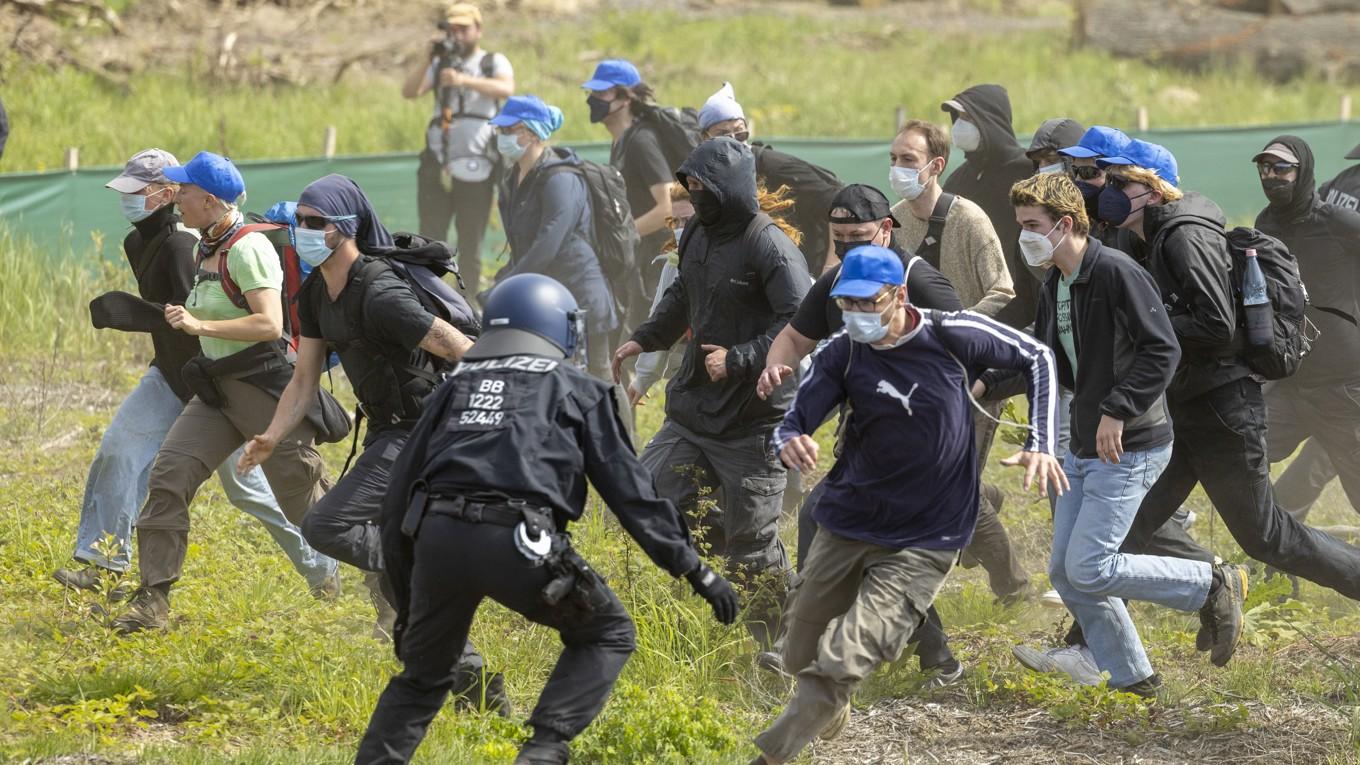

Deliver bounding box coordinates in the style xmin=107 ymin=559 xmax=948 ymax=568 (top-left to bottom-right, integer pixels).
xmin=611 ymin=136 xmax=811 ymax=651
xmin=355 ymin=274 xmax=736 ymax=765
xmin=988 ymin=174 xmax=1247 ymax=699
xmin=750 ymin=244 xmax=1061 ymax=765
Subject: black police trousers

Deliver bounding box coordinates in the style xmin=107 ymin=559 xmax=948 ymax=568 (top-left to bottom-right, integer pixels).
xmin=355 ymin=514 xmax=637 ymax=764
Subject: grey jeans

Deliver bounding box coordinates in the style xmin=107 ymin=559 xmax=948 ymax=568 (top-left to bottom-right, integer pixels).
xmin=639 ymin=418 xmax=790 ymax=645
xmin=756 ymin=530 xmax=955 ymax=762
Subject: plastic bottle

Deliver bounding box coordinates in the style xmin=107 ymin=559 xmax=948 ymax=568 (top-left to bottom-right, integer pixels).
xmin=1242 ymin=248 xmax=1273 ymax=347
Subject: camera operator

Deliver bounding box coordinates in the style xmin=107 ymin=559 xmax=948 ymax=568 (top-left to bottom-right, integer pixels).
xmin=402 ymin=3 xmax=514 ymax=298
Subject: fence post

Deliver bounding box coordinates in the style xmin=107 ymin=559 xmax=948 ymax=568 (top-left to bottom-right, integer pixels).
xmin=323 ymin=126 xmax=338 ymax=160
xmin=1136 ymin=106 xmax=1149 ymax=132
xmin=1341 ymin=94 xmax=1353 ymax=122
xmin=895 ymin=106 xmax=906 ymax=132
xmin=64 ymin=148 xmax=79 ymax=172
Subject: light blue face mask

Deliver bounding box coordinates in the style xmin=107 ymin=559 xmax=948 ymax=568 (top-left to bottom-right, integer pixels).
xmin=293 ymin=226 xmax=334 ymax=267
xmin=842 ymin=301 xmax=893 ymax=344
xmin=497 ymin=132 xmax=527 ymax=162
xmin=121 ymin=191 xmax=159 ymax=223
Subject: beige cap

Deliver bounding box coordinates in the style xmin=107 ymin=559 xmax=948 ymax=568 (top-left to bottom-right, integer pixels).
xmin=1253 ymin=142 xmax=1300 ymax=165
xmin=443 ymin=2 xmax=482 ymax=26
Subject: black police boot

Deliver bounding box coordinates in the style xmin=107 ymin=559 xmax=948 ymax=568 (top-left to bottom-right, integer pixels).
xmin=514 ymin=740 xmax=569 ymax=764
xmin=452 ymin=669 xmax=512 ymax=717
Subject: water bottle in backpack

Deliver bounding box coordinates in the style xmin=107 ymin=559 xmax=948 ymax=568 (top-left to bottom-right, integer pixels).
xmin=1242 ymin=247 xmax=1273 ymax=347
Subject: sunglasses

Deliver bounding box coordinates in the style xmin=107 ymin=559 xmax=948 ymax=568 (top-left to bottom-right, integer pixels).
xmin=1105 ymin=174 xmax=1134 ymax=190
xmin=1257 ymin=161 xmax=1298 ymax=177
xmin=295 ymin=213 xmax=356 ymax=230
xmin=834 ymin=289 xmax=895 ymax=313
xmin=1071 ymin=164 xmax=1104 ymax=180
xmin=710 ymin=130 xmax=750 ymax=143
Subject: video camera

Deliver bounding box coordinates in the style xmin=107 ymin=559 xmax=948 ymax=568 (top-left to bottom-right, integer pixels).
xmin=431 ymin=35 xmax=464 ymax=68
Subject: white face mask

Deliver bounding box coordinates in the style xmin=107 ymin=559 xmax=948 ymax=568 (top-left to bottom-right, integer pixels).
xmin=1038 ymin=162 xmax=1065 ymax=175
xmin=889 ymin=164 xmax=931 ymax=201
xmin=672 ymin=226 xmax=684 ymax=245
xmin=952 ymin=119 xmax=982 ymax=153
xmin=1017 ymin=220 xmax=1067 ymax=268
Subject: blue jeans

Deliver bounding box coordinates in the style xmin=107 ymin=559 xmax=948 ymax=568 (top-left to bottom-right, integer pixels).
xmin=73 ymin=366 xmax=336 ymax=586
xmin=1050 ymin=445 xmax=1210 ymax=687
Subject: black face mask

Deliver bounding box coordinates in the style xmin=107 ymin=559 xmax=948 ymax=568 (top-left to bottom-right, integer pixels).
xmin=689 ymin=188 xmax=723 ymax=227
xmin=1075 ymin=180 xmax=1102 ymax=224
xmin=587 ymin=95 xmax=613 ymax=124
xmin=1262 ymin=177 xmax=1294 ymax=206
xmin=833 ymin=239 xmax=875 ymax=259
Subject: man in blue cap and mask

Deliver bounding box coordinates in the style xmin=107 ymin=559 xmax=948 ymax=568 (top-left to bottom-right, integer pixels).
xmin=750 ymin=245 xmax=1063 ymax=765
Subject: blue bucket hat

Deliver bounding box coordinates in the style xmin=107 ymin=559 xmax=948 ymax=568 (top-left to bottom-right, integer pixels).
xmin=581 ymin=59 xmax=640 ymax=91
xmin=830 ymin=245 xmax=905 ymax=300
xmin=1059 ymin=125 xmax=1131 ymax=160
xmin=162 ymin=151 xmax=246 ymax=204
xmin=1099 ymin=139 xmax=1180 ymax=187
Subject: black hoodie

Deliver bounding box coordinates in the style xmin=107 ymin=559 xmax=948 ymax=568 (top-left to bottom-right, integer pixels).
xmin=631 ymin=137 xmax=812 ymax=437
xmin=1319 ymin=141 xmax=1360 ymax=212
xmin=121 ymin=204 xmax=203 ymax=402
xmin=1255 ymin=134 xmax=1360 ymax=386
xmin=941 ymin=84 xmax=1036 ymax=329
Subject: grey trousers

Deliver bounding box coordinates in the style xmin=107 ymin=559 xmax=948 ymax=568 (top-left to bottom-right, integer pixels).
xmin=640 ymin=418 xmax=790 ymax=646
xmin=755 ymin=530 xmax=956 ymax=762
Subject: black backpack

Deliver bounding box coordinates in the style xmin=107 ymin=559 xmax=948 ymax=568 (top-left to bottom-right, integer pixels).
xmin=547 ymin=159 xmax=643 ymax=317
xmin=1155 ymin=218 xmax=1313 ymax=380
xmin=634 ymin=103 xmax=702 ymax=171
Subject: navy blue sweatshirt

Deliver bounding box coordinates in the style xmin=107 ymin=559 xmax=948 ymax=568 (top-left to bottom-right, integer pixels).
xmin=774 ymin=309 xmax=1056 ymax=551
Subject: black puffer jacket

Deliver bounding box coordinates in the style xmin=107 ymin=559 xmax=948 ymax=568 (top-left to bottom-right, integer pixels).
xmin=631 ymin=137 xmax=812 ymax=437
xmin=1136 ymin=192 xmax=1253 ymax=402
xmin=941 ymin=84 xmax=1037 ymax=329
xmin=1255 ymin=134 xmax=1360 ymax=386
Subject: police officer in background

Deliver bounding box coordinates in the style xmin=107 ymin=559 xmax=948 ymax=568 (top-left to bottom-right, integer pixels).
xmin=356 ymin=274 xmax=739 ymax=765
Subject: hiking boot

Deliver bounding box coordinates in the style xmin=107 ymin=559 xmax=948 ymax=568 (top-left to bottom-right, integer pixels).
xmin=1012 ymin=644 xmax=1103 ymax=686
xmin=1040 ymin=589 xmax=1066 ymax=609
xmin=1115 ymin=672 xmax=1164 ymax=701
xmin=1200 ymin=563 xmax=1248 ymax=667
xmin=53 ymin=566 xmax=103 ymax=592
xmin=452 ymin=669 xmax=512 ymax=717
xmin=310 ymin=569 xmax=341 ymax=601
xmin=364 ymin=571 xmax=397 ymax=642
xmin=754 ymin=650 xmax=790 ymax=677
xmin=514 ymin=741 xmax=569 ymax=765
xmin=818 ymin=702 xmax=851 ymax=741
xmin=109 ymin=579 xmax=136 ymax=602
xmin=920 ymin=658 xmax=965 ymax=690
xmin=110 ymin=588 xmax=169 ymax=634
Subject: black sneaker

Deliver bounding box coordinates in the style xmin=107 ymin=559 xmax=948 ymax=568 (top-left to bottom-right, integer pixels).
xmin=920 ymin=658 xmax=965 ymax=690
xmin=514 ymin=741 xmax=569 ymax=765
xmin=453 ymin=669 xmax=512 ymax=717
xmin=110 ymin=588 xmax=169 ymax=634
xmin=754 ymin=650 xmax=790 ymax=677
xmin=1117 ymin=672 xmax=1164 ymax=701
xmin=1200 ymin=563 xmax=1249 ymax=667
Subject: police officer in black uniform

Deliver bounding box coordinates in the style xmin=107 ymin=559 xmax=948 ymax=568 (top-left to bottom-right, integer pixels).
xmin=355 ymin=273 xmax=740 ymax=765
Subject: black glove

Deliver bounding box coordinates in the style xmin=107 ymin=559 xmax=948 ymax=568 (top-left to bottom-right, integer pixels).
xmin=686 ymin=563 xmax=739 ymax=625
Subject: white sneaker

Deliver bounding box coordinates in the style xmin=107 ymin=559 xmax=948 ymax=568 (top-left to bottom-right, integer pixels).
xmin=1012 ymin=644 xmax=1104 ymax=686
xmin=1040 ymin=589 xmax=1066 ymax=609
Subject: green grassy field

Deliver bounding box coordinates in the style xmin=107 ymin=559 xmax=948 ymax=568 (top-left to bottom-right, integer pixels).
xmin=3 ymin=7 xmax=1355 ymax=173
xmin=3 ymin=228 xmax=1360 ymax=763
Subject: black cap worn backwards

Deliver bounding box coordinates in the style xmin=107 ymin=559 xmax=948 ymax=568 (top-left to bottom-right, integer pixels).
xmin=828 ymin=183 xmax=901 ymax=228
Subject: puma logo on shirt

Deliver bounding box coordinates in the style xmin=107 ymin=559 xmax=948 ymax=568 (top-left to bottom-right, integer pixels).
xmin=875 ymin=379 xmax=919 ymax=415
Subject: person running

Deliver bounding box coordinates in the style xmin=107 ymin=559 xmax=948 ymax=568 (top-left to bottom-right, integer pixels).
xmin=489 ymin=95 xmax=618 ymax=380
xmin=749 ymin=245 xmax=1063 ymax=765
xmin=55 ymin=149 xmax=335 ymax=601
xmin=356 ymin=274 xmax=738 ymax=765
xmin=113 ymin=152 xmax=342 ymax=634
xmin=997 ymin=173 xmax=1247 ymax=696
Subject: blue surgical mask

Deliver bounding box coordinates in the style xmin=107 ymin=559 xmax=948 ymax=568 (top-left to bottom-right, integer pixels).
xmin=121 ymin=192 xmax=157 ymax=223
xmin=293 ymin=226 xmax=334 ymax=267
xmin=843 ymin=302 xmax=892 ymax=344
xmin=497 ymin=133 xmax=527 ymax=162
xmin=1038 ymin=162 xmax=1065 ymax=175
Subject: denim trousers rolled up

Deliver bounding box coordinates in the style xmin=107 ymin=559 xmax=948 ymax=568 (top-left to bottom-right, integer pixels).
xmin=1050 ymin=444 xmax=1211 ymax=688
xmin=74 ymin=366 xmax=334 ymax=587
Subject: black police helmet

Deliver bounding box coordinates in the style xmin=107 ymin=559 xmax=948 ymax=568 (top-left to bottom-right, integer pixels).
xmin=464 ymin=274 xmax=583 ymax=361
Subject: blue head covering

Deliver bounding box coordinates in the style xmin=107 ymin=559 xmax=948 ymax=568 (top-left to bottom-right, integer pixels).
xmin=491 ymin=95 xmax=565 ymax=141
xmin=297 ymin=174 xmax=394 ymax=253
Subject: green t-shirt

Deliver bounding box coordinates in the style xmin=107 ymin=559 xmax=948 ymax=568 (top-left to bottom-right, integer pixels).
xmin=187 ymin=232 xmax=282 ymax=359
xmin=1056 ymin=271 xmax=1078 ymax=378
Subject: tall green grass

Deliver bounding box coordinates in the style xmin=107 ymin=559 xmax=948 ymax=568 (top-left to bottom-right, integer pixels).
xmin=3 ymin=8 xmax=1354 ymax=172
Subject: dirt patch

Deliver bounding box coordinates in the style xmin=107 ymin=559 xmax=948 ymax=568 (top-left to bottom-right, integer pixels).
xmin=810 ymin=693 xmax=1355 ymax=764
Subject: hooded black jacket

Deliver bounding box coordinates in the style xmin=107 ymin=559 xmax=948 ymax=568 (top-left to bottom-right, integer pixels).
xmin=121 ymin=205 xmax=203 ymax=402
xmin=1125 ymin=192 xmax=1252 ymax=401
xmin=752 ymin=143 xmax=841 ymax=275
xmin=981 ymin=238 xmax=1178 ymax=458
xmin=941 ymin=84 xmax=1037 ymax=329
xmin=1320 ymin=155 xmax=1360 ymax=213
xmin=1255 ymin=134 xmax=1360 ymax=386
xmin=631 ymin=137 xmax=812 ymax=437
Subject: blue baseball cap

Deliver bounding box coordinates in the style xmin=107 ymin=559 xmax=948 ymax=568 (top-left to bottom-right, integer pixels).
xmin=490 ymin=95 xmax=554 ymax=128
xmin=1059 ymin=125 xmax=1131 ymax=160
xmin=162 ymin=151 xmax=246 ymax=203
xmin=581 ymin=59 xmax=641 ymax=91
xmin=830 ymin=246 xmax=905 ymax=300
xmin=1099 ymin=139 xmax=1180 ymax=187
